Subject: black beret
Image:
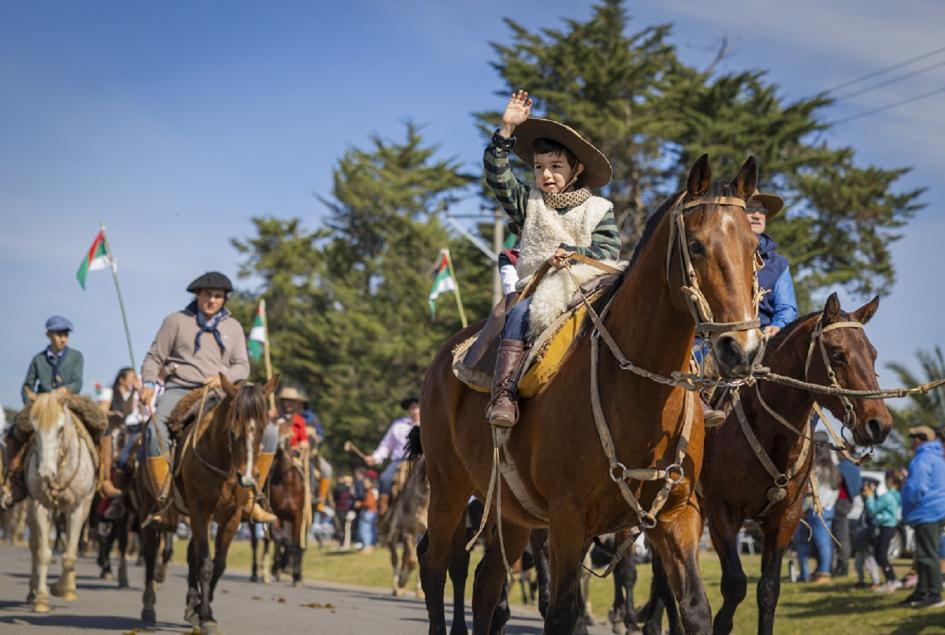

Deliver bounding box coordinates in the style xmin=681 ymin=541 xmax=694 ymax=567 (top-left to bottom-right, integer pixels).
xmin=186 ymin=271 xmax=233 ymax=293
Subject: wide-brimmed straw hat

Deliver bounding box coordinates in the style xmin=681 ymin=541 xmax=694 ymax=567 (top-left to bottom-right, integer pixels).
xmin=908 ymin=425 xmax=937 ymax=442
xmin=512 ymin=118 xmax=612 ymax=189
xmin=278 ymin=386 xmax=307 ymax=402
xmin=748 ymin=190 xmax=784 ymax=220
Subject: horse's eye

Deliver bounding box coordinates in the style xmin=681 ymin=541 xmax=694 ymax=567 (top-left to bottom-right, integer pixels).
xmin=689 ymin=239 xmax=705 ymax=256
xmin=830 ymin=350 xmax=846 ymax=364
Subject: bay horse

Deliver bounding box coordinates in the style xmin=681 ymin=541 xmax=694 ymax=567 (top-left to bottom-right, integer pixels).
xmin=251 ymin=441 xmax=306 ymax=586
xmin=701 ymin=293 xmax=891 ymax=634
xmin=22 ymin=393 xmax=99 ymax=613
xmin=138 ymin=375 xmax=276 ymax=633
xmin=385 ymin=457 xmax=429 ymax=597
xmin=417 ymin=154 xmax=763 ymax=635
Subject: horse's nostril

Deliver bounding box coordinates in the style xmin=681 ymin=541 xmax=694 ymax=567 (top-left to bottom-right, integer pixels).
xmin=866 ymin=419 xmax=887 ymax=442
xmin=715 ymin=335 xmax=747 ymax=371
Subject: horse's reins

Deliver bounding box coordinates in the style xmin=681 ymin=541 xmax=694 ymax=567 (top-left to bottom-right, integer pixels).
xmin=572 ymin=193 xmax=762 ymax=578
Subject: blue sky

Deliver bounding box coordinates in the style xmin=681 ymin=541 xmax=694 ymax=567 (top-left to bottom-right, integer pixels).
xmin=1 ymin=1 xmax=942 ymax=411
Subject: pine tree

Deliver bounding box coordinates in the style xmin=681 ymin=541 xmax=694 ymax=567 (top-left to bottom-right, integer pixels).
xmin=232 ymin=125 xmax=479 ymax=466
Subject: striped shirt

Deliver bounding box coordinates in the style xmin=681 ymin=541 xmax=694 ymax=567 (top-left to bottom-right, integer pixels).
xmin=483 ymin=140 xmax=621 ymax=261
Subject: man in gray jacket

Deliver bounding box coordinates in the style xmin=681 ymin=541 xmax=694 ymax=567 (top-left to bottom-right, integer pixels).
xmin=139 ymin=272 xmax=277 ymax=523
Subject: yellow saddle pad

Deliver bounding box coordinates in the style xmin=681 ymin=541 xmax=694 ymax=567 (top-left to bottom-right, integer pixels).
xmin=452 ymin=300 xmax=592 ymax=399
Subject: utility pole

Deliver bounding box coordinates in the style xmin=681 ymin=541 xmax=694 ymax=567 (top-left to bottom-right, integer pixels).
xmin=492 ymin=209 xmax=504 ymax=306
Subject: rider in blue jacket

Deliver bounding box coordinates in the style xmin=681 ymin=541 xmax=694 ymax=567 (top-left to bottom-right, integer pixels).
xmin=900 ymin=426 xmax=945 ymax=608
xmin=746 ymin=192 xmax=797 ymax=338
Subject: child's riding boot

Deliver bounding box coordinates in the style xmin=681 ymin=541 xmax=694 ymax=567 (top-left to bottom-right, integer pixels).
xmin=246 ymin=451 xmax=277 ymax=524
xmin=0 ymin=433 xmax=29 ymax=510
xmin=487 ymin=339 xmax=527 ymax=427
xmin=98 ymin=434 xmax=121 ymax=498
xmin=146 ymin=454 xmax=172 ymax=503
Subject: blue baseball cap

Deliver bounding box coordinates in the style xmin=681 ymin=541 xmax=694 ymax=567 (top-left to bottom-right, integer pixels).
xmin=45 ymin=315 xmax=74 ymax=332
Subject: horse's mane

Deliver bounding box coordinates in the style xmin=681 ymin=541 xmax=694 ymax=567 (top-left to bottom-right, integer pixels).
xmin=18 ymin=393 xmax=105 ymax=435
xmin=230 ymin=382 xmax=267 ymax=427
xmin=601 ymin=179 xmax=742 ymax=304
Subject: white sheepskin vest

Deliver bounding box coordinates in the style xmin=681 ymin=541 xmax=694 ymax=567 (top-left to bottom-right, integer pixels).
xmin=516 ymin=190 xmax=623 ymax=339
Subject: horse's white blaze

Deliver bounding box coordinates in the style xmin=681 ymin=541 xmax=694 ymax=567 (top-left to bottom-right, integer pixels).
xmin=35 ymin=412 xmax=66 ymax=481
xmin=243 ymin=422 xmax=255 ymax=487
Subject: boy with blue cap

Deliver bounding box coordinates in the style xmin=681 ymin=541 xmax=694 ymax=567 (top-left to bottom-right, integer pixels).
xmin=1 ymin=315 xmax=86 ymax=507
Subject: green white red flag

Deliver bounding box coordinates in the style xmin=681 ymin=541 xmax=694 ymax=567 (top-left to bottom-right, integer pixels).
xmin=428 ymin=250 xmax=457 ymax=319
xmin=76 ymin=229 xmax=114 ymax=289
xmin=247 ymin=300 xmax=267 ymax=362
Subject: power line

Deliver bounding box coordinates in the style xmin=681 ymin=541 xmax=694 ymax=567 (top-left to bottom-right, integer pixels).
xmin=823 ymin=45 xmax=945 ymax=94
xmin=829 ymin=86 xmax=945 ymax=125
xmin=833 ymin=58 xmax=945 ymax=101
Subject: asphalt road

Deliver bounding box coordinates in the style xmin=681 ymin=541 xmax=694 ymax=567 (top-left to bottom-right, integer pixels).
xmin=0 ymin=543 xmax=613 ymax=634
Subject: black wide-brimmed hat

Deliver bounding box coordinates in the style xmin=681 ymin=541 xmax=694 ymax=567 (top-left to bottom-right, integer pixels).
xmin=186 ymin=271 xmax=233 ymax=293
xmin=748 ymin=190 xmax=784 ymax=220
xmin=512 ymin=118 xmax=612 ymax=189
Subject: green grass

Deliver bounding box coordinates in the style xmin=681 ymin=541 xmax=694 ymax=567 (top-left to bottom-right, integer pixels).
xmin=172 ymin=539 xmax=945 ymax=634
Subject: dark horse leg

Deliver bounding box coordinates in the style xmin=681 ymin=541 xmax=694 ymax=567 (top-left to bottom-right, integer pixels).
xmin=292 ymin=514 xmax=304 ymax=587
xmin=708 ymin=504 xmax=747 ymax=635
xmin=140 ymin=526 xmax=160 ymax=624
xmin=643 ymin=549 xmax=682 ymax=635
xmin=184 ymin=532 xmax=200 ymax=626
xmin=418 ymin=475 xmax=470 ymax=635
xmin=757 ymin=508 xmax=802 ymax=635
xmin=471 ymin=520 xmax=530 ymax=635
xmin=530 ymin=528 xmax=550 ymax=618
xmin=117 ymin=512 xmax=130 ymax=588
xmin=441 ymin=511 xmax=472 ymax=635
xmin=611 ymin=538 xmax=640 ymax=634
xmin=250 ymin=523 xmax=260 ymax=582
xmin=155 ymin=529 xmax=173 ymax=584
xmin=648 ymin=502 xmax=712 ymax=635
xmin=544 ymin=510 xmax=589 ymax=635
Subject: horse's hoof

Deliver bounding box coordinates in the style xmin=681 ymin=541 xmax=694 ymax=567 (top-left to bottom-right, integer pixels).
xmin=392 ymin=587 xmax=402 ymax=597
xmin=154 ymin=566 xmax=166 ymax=584
xmin=250 ymin=574 xmax=258 ymax=583
xmin=292 ymin=580 xmax=302 ymax=588
xmin=141 ymin=607 xmax=156 ymax=624
xmin=200 ymin=620 xmax=220 ymax=635
xmin=118 ymin=577 xmax=130 ymax=589
xmin=51 ymin=585 xmax=77 ymax=602
xmin=415 ymin=589 xmax=425 ymax=600
xmin=26 ymin=590 xmax=35 ymax=604
xmin=33 ymin=598 xmax=50 ymax=613
xmin=184 ymin=606 xmax=199 ymax=627
xmin=100 ymin=570 xmax=113 ymax=581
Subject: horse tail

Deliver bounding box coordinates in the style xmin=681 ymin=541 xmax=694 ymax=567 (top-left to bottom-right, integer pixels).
xmin=405 ymin=424 xmax=422 ymax=460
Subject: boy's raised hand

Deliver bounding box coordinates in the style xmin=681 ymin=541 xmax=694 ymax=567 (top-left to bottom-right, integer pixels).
xmin=500 ymin=90 xmax=533 ymax=138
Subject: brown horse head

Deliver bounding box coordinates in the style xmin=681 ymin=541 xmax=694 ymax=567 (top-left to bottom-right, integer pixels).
xmin=675 ymin=154 xmax=762 ymax=377
xmin=219 ymin=374 xmax=279 ymax=487
xmin=806 ymin=293 xmax=891 ymax=445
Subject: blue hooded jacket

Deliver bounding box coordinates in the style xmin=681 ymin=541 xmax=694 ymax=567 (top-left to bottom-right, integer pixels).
xmin=901 ymin=439 xmax=945 ymax=525
xmin=756 ymin=234 xmax=798 ymax=329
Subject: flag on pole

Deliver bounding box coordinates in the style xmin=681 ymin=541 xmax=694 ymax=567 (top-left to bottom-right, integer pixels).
xmin=76 ymin=229 xmax=114 ymax=289
xmin=248 ymin=300 xmax=267 ymax=362
xmin=428 ymin=250 xmax=457 ymax=319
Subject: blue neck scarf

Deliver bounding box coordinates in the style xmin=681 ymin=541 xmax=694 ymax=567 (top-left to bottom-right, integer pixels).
xmin=45 ymin=346 xmax=67 ymax=388
xmin=186 ymin=301 xmax=229 ymax=354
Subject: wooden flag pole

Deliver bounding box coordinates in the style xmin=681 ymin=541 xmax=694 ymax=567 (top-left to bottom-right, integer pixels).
xmin=259 ymin=299 xmax=276 ymax=411
xmin=100 ymin=224 xmax=136 ymax=370
xmin=444 ymin=249 xmax=468 ymax=328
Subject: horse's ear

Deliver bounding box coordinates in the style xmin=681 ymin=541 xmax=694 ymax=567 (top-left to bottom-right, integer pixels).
xmin=264 ymin=374 xmax=280 ymax=397
xmin=219 ymin=373 xmax=237 ymax=398
xmin=24 ymin=387 xmax=37 ymax=403
xmin=823 ymin=292 xmax=842 ymax=323
xmin=731 ymin=156 xmax=758 ymax=202
xmin=687 ymin=154 xmax=712 ymax=198
xmin=852 ymin=295 xmax=880 ymax=325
